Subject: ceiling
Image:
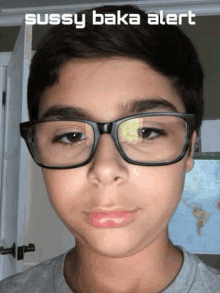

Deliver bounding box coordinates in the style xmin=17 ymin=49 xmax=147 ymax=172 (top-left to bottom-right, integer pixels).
xmin=1 ymin=0 xmax=119 ymax=9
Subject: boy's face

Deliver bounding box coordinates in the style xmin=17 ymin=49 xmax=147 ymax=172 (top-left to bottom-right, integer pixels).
xmin=39 ymin=58 xmax=196 ymax=257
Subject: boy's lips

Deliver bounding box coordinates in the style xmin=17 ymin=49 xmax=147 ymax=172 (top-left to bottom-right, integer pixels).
xmin=86 ymin=209 xmax=139 ymax=228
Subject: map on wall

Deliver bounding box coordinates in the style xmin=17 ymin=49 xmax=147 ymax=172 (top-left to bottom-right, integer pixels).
xmin=169 ymin=160 xmax=220 ymax=254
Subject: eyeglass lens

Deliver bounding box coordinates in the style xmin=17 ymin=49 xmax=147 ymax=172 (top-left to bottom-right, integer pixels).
xmin=30 ymin=121 xmax=94 ymax=167
xmin=28 ymin=116 xmax=187 ymax=167
xmin=118 ymin=116 xmax=187 ymax=163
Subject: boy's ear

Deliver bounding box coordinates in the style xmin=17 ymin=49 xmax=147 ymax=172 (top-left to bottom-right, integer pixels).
xmin=186 ymin=131 xmax=197 ymax=173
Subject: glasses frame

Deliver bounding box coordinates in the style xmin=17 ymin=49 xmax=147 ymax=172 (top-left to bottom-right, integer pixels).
xmin=20 ymin=112 xmax=195 ymax=169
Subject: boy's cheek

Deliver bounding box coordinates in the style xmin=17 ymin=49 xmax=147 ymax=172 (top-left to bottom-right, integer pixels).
xmin=41 ymin=168 xmax=93 ymax=211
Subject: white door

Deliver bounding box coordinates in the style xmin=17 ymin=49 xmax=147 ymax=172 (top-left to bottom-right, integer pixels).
xmin=0 ymin=20 xmax=32 ymax=281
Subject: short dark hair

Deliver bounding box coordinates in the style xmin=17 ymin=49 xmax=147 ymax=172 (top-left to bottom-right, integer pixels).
xmin=27 ymin=4 xmax=204 ymax=132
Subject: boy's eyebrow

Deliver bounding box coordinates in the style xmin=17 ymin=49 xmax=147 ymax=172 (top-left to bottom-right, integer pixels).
xmin=41 ymin=105 xmax=94 ymax=120
xmin=120 ymin=98 xmax=179 ymax=115
xmin=41 ymin=98 xmax=179 ymax=120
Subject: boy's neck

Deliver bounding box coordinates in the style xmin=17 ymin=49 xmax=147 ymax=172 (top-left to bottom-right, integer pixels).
xmin=64 ymin=233 xmax=183 ymax=293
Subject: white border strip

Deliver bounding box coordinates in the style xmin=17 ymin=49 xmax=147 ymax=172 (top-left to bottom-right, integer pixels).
xmin=0 ymin=0 xmax=220 ymax=26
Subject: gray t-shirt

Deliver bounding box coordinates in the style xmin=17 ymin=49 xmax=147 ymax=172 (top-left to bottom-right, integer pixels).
xmin=0 ymin=245 xmax=220 ymax=293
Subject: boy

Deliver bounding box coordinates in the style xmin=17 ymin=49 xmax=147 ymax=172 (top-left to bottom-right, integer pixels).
xmin=1 ymin=4 xmax=220 ymax=293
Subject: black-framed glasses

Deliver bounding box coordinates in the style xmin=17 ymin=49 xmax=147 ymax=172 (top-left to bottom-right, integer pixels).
xmin=20 ymin=112 xmax=195 ymax=169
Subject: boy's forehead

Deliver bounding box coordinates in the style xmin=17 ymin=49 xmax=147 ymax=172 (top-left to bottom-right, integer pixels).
xmin=39 ymin=58 xmax=185 ymax=121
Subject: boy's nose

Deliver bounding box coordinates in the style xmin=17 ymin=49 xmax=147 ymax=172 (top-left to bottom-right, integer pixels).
xmin=87 ymin=134 xmax=129 ymax=186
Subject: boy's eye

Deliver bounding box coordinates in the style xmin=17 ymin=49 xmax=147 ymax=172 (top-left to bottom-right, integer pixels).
xmin=138 ymin=127 xmax=165 ymax=139
xmin=62 ymin=132 xmax=85 ymax=143
xmin=53 ymin=132 xmax=86 ymax=144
